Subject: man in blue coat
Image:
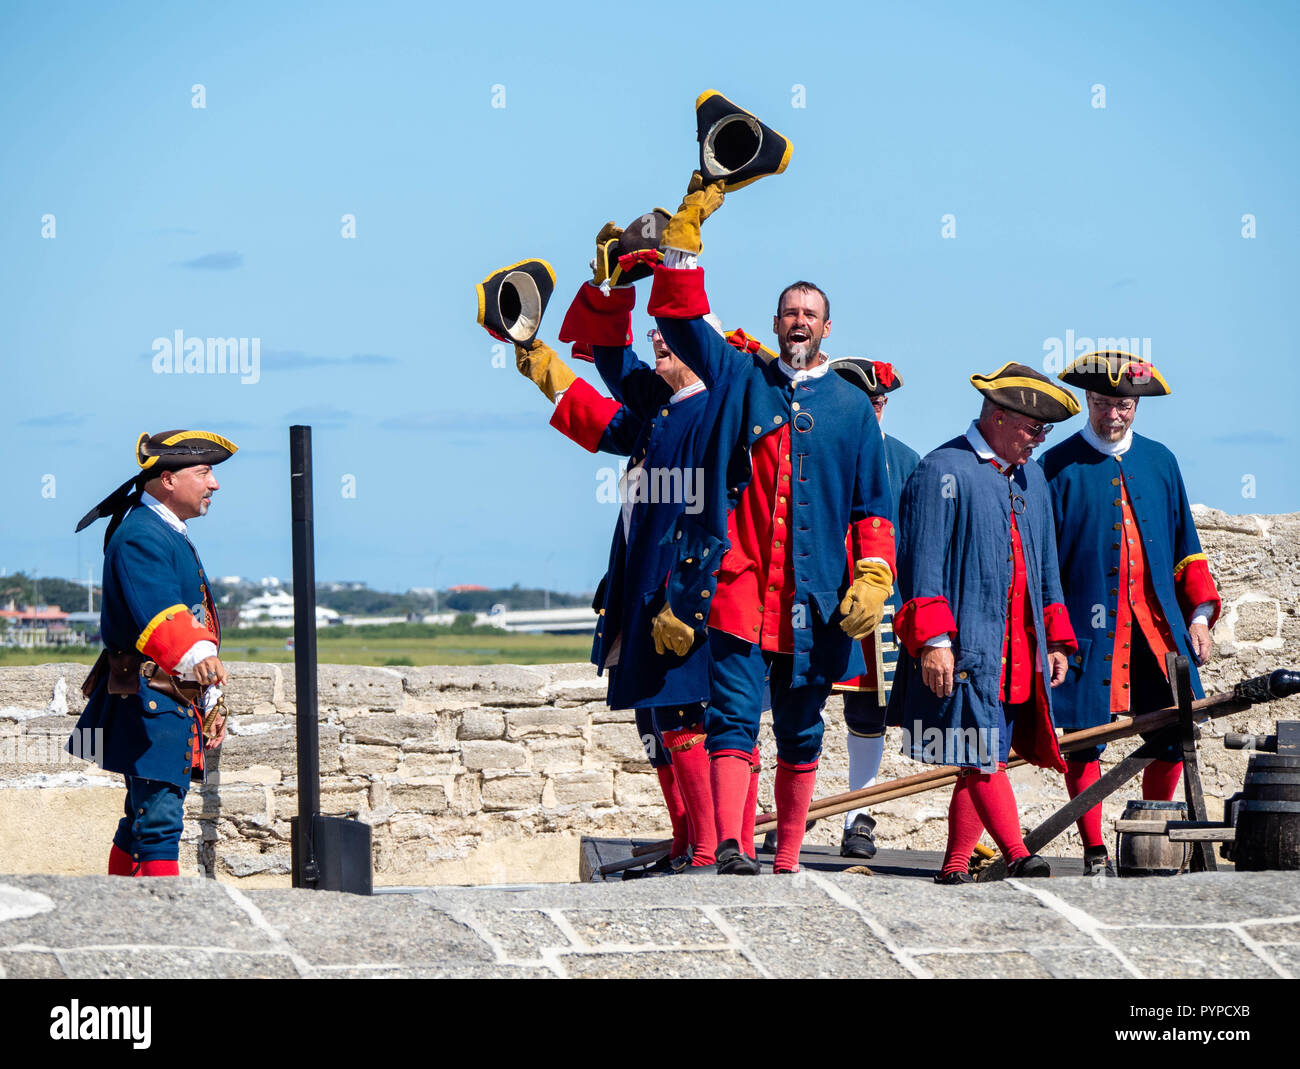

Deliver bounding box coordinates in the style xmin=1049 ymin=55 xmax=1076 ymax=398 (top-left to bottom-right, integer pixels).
xmin=71 ymin=430 xmax=236 ymax=876
xmin=510 ymin=319 xmax=721 ymax=870
xmin=829 ymin=358 xmax=922 ymax=859
xmin=1042 ymin=351 xmax=1221 ymax=875
xmin=640 ymin=175 xmax=897 ymax=875
xmin=889 ymin=365 xmax=1079 ymax=882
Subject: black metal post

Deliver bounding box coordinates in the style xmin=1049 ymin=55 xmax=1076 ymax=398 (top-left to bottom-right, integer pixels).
xmin=290 ymin=426 xmax=321 ymax=888
xmin=288 ymin=425 xmax=373 ymax=894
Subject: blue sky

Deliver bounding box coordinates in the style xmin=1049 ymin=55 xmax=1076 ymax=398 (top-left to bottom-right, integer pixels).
xmin=2 ymin=1 xmax=1297 ymax=594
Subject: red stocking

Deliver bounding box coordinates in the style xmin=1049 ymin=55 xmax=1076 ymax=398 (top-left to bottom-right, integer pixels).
xmin=1064 ymin=760 xmax=1105 ymax=848
xmin=773 ymin=759 xmax=818 ymax=872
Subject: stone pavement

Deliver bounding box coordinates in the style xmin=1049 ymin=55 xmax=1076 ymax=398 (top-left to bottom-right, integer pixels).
xmin=1 ymin=869 xmax=1297 ymax=979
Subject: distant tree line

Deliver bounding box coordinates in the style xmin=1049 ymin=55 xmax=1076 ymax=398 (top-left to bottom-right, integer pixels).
xmin=0 ymin=574 xmax=97 ymax=614
xmin=12 ymin=572 xmax=593 ymax=616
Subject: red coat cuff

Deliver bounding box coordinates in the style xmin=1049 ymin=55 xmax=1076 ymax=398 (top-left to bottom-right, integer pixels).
xmin=137 ymin=604 xmax=216 ymax=674
xmin=849 ymin=516 xmax=896 ymax=576
xmin=1042 ymin=602 xmax=1077 ymax=653
xmin=569 ymin=341 xmax=594 ymax=363
xmin=558 ymin=283 xmax=635 ymax=348
xmin=1174 ymin=555 xmax=1221 ymax=627
xmin=895 ymin=596 xmax=957 ymax=657
xmin=647 ymin=265 xmax=711 ymax=319
xmin=549 ymin=378 xmax=621 ymax=453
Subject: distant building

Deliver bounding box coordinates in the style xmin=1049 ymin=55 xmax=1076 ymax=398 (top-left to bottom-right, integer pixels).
xmin=0 ymin=604 xmax=81 ymax=648
xmin=238 ymin=591 xmax=340 ymax=628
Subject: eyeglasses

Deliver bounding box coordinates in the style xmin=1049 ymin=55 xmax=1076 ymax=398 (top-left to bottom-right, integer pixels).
xmin=646 ymin=329 xmax=663 ymax=342
xmin=1087 ymin=396 xmax=1137 ymax=414
xmin=1006 ymin=415 xmax=1052 ymax=438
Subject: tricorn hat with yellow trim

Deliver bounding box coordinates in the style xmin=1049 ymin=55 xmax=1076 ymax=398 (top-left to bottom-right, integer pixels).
xmin=475 ymin=259 xmax=556 ymax=345
xmin=1059 ymin=350 xmax=1170 ymax=397
xmin=696 ymin=91 xmax=793 ymax=192
xmin=832 ymin=358 xmax=903 ymax=398
xmin=76 ymin=429 xmax=238 ymax=545
xmin=597 ymin=210 xmax=672 ymax=287
xmin=971 ymin=362 xmax=1080 ymax=423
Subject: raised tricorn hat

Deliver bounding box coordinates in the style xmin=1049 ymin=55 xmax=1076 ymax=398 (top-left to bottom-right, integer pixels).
xmin=597 ymin=210 xmax=672 ymax=287
xmin=832 ymin=358 xmax=903 ymax=398
xmin=696 ymin=90 xmax=793 ymax=192
xmin=476 ymin=259 xmax=556 ymax=345
xmin=971 ymin=362 xmax=1081 ymax=423
xmin=1059 ymin=350 xmax=1171 ymax=398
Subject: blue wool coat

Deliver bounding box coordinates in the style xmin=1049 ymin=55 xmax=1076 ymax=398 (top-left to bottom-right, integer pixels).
xmin=654 ymin=313 xmax=894 ymax=690
xmin=69 ymin=506 xmax=216 ymax=788
xmin=584 ymin=344 xmax=714 ymax=709
xmin=1041 ymin=431 xmax=1208 ymax=730
xmin=887 ymin=436 xmax=1068 ymax=771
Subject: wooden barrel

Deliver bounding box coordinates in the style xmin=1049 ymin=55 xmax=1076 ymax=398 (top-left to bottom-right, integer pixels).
xmin=1233 ymin=754 xmax=1300 ymax=871
xmin=1116 ymin=800 xmax=1190 ymax=877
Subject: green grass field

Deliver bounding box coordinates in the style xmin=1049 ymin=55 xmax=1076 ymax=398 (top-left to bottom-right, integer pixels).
xmin=0 ymin=631 xmax=592 ymax=668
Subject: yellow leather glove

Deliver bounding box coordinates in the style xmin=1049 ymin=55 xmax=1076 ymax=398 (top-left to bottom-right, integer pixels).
xmin=838 ymin=560 xmax=894 ymax=639
xmin=659 ymin=171 xmax=725 ymax=255
xmin=514 ymin=339 xmax=576 ymax=403
xmin=592 ymin=220 xmax=623 ymax=285
xmin=651 ymin=602 xmax=696 ymax=657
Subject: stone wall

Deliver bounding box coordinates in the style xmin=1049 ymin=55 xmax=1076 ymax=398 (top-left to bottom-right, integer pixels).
xmin=1 ymin=508 xmax=1296 ymax=884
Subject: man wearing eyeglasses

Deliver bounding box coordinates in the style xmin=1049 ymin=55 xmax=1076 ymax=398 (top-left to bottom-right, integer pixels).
xmin=1042 ymin=351 xmax=1221 ymax=876
xmin=889 ymin=363 xmax=1081 ymax=882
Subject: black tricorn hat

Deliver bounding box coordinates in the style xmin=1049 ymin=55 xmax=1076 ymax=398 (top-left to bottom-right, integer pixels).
xmin=1059 ymin=350 xmax=1171 ymax=398
xmin=475 ymin=259 xmax=556 ymax=345
xmin=76 ymin=429 xmax=238 ymax=545
xmin=833 ymin=358 xmax=903 ymax=398
xmin=598 ymin=210 xmax=672 ymax=286
xmin=696 ymin=90 xmax=793 ymax=192
xmin=971 ymin=362 xmax=1080 ymax=423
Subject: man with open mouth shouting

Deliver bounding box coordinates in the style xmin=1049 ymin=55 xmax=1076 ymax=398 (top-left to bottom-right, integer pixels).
xmin=642 ymin=172 xmax=896 ymax=875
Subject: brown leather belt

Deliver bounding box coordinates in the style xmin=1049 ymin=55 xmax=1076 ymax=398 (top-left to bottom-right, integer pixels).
xmin=82 ymin=649 xmax=202 ymax=706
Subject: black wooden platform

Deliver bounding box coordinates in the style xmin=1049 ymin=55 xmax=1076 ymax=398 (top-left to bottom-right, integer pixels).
xmin=581 ymin=837 xmax=1092 ymax=882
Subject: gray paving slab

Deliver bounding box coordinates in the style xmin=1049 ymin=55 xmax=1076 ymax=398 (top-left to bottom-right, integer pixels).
xmin=210 ymin=953 xmax=303 ymax=979
xmin=460 ymin=909 xmax=573 ymax=958
xmin=1239 ymin=920 xmax=1300 ymax=943
xmin=59 ymin=947 xmax=223 ymax=979
xmin=821 ymin=872 xmax=1090 ymax=951
xmin=0 ymin=951 xmax=65 ymax=978
xmin=415 ymin=875 xmax=827 ymax=912
xmin=307 ymin=963 xmax=556 ymax=978
xmin=564 ymin=907 xmax=726 ymax=949
xmin=1263 ymin=945 xmax=1300 ymax=973
xmin=0 ymin=875 xmax=268 ymax=951
xmin=560 ymin=950 xmax=761 ymax=979
xmin=1025 ymin=946 xmax=1135 ymax=979
xmin=1035 ymin=871 xmax=1300 ymax=926
xmin=2 ymin=869 xmax=1297 ymax=979
xmin=719 ymin=904 xmax=913 ymax=979
xmin=916 ymin=951 xmax=1055 ymax=979
xmin=246 ymin=887 xmax=494 ymax=967
xmin=1106 ymin=926 xmax=1280 ymax=979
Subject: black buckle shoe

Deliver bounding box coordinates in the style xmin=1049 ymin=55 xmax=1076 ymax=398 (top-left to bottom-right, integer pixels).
xmin=1007 ymin=854 xmax=1051 ymax=878
xmin=715 ymin=838 xmax=760 ymax=876
xmin=840 ymin=814 xmax=878 ymax=859
xmin=934 ymin=870 xmax=974 ymax=885
xmin=1082 ymin=846 xmax=1115 ymax=877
